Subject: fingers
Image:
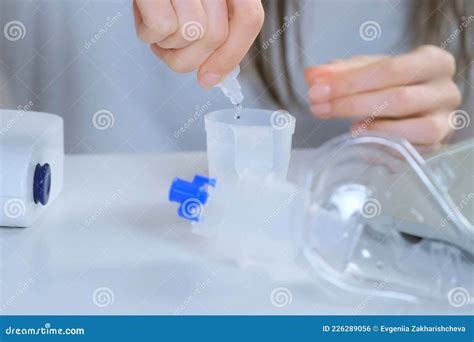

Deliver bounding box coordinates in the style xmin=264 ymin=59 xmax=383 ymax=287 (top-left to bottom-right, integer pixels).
xmin=158 ymin=0 xmax=207 ymax=49
xmin=351 ymin=112 xmax=452 ymax=145
xmin=134 ymin=0 xmax=178 ymax=44
xmin=151 ymin=0 xmax=229 ymax=73
xmin=306 ymin=45 xmax=456 ymax=101
xmin=136 ymin=0 xmax=263 ymax=82
xmin=304 ymin=55 xmax=387 ymax=84
xmin=305 ymin=46 xmax=460 ymax=147
xmin=310 ymin=80 xmax=461 ymax=119
xmin=135 ymin=0 xmax=208 ymax=49
xmin=197 ymin=0 xmax=264 ymax=88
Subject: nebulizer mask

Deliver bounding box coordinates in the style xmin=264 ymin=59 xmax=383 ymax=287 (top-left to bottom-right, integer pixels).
xmin=169 ymin=66 xmax=473 ymax=307
xmin=302 ymin=135 xmax=473 ymax=306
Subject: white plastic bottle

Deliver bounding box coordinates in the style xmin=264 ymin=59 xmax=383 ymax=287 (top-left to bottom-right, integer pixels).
xmin=0 ymin=110 xmax=64 ymax=227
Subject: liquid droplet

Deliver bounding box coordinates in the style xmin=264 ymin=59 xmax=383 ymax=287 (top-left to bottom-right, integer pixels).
xmin=234 ymin=103 xmax=242 ymax=120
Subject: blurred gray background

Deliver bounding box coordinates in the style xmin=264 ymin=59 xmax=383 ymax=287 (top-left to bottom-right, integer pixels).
xmin=0 ymin=0 xmax=472 ymax=153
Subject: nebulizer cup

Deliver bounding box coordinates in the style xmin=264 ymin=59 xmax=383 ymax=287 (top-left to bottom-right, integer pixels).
xmin=195 ymin=108 xmax=304 ymax=269
xmin=204 ymin=109 xmax=295 ymax=182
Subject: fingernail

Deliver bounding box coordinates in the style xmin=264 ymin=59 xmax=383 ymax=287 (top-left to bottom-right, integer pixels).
xmin=311 ymin=103 xmax=332 ymax=117
xmin=199 ymin=73 xmax=221 ymax=89
xmin=308 ymin=83 xmax=331 ymax=102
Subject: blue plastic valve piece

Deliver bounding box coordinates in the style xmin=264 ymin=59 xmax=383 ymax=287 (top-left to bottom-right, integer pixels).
xmin=169 ymin=175 xmax=216 ymax=222
xmin=33 ymin=163 xmax=51 ymax=205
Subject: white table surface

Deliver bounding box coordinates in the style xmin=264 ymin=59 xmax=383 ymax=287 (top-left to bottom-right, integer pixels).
xmin=0 ymin=151 xmax=467 ymax=315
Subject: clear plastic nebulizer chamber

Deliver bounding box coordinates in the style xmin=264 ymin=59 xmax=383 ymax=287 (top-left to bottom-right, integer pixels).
xmin=168 ymin=69 xmax=473 ymax=307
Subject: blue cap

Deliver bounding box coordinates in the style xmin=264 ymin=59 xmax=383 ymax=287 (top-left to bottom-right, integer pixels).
xmin=33 ymin=163 xmax=51 ymax=205
xmin=169 ymin=175 xmax=216 ymax=221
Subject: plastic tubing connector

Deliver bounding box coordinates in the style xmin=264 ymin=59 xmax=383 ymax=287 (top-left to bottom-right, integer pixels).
xmin=169 ymin=175 xmax=216 ymax=222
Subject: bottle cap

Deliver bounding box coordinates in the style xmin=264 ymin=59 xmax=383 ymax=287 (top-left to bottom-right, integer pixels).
xmin=33 ymin=163 xmax=51 ymax=205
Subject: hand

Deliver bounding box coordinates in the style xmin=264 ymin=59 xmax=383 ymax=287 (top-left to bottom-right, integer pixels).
xmin=305 ymin=45 xmax=462 ymax=147
xmin=133 ymin=0 xmax=264 ymax=88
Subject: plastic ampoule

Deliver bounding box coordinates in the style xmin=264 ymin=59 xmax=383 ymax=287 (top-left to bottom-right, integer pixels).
xmin=216 ymin=66 xmax=244 ymax=120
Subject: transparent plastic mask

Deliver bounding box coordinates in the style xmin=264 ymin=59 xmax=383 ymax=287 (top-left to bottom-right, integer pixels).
xmin=301 ymin=133 xmax=474 ymax=304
